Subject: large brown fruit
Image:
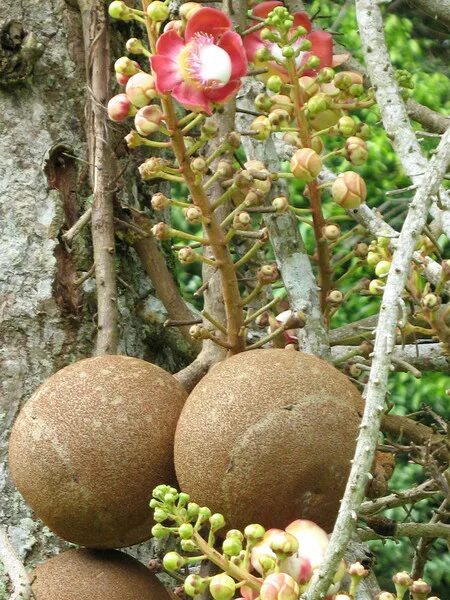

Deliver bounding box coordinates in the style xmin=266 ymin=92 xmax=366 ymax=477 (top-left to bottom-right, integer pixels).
xmin=174 ymin=349 xmax=362 ymax=532
xmin=32 ymin=549 xmax=170 ymax=599
xmin=9 ymin=355 xmax=187 ymax=548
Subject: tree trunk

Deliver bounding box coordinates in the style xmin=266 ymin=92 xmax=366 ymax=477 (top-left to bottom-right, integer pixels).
xmin=0 ymin=0 xmax=191 ymax=574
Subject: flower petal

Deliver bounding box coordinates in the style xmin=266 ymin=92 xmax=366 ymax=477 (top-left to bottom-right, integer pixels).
xmin=150 ymin=56 xmax=183 ymax=93
xmin=172 ymin=80 xmax=212 ymax=114
xmin=243 ymin=31 xmax=264 ymax=62
xmin=251 ymin=0 xmax=283 ymax=19
xmin=218 ymin=31 xmax=248 ymax=79
xmin=304 ymin=30 xmax=333 ymax=74
xmin=204 ymin=79 xmax=241 ymax=104
xmin=155 ymin=29 xmax=185 ymax=59
xmin=185 ymin=7 xmax=231 ymax=42
xmin=292 ymin=12 xmax=312 ymax=33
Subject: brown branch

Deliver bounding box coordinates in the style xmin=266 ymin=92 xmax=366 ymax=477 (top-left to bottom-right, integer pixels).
xmin=78 ymin=0 xmax=118 ymax=355
xmin=61 ymin=206 xmax=92 ymax=245
xmin=411 ymin=498 xmax=448 ymax=579
xmin=0 ymin=527 xmax=35 ymax=600
xmin=359 ymin=480 xmax=441 ymax=516
xmin=358 ymin=520 xmax=450 ymax=541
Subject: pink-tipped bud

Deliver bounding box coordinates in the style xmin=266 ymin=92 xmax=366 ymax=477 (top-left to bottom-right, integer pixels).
xmin=126 ymin=37 xmax=147 ymax=55
xmin=348 ymin=562 xmax=369 ymax=578
xmin=331 ymin=171 xmax=367 ymax=209
xmin=116 ymin=72 xmax=130 ymax=85
xmin=410 ymin=579 xmax=432 ymax=600
xmin=345 ymin=136 xmax=368 ymax=166
xmin=260 ymin=573 xmax=299 ymax=600
xmin=134 ymin=104 xmax=163 ymax=135
xmin=151 ymin=192 xmax=170 ymax=211
xmin=151 ymin=222 xmax=171 ymax=240
xmin=126 ymin=72 xmax=157 ymax=107
xmin=184 ymin=574 xmax=208 ymax=596
xmin=107 ymin=93 xmax=132 ymax=122
xmin=164 ymin=19 xmax=184 ymax=33
xmin=114 ymin=56 xmax=140 ymax=76
xmin=209 ymin=573 xmax=236 ymax=600
xmin=268 ymin=108 xmax=291 ymax=128
xmin=251 ymin=116 xmax=272 ymax=140
xmin=290 ymin=148 xmax=322 ymax=182
xmin=184 ymin=206 xmax=203 ymax=224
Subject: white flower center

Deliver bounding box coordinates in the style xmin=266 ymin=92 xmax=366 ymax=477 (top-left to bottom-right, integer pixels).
xmin=198 ymin=44 xmax=232 ymax=86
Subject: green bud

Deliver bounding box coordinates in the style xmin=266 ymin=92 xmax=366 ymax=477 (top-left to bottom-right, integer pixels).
xmin=357 ymin=124 xmax=371 ymax=140
xmin=180 ymin=539 xmax=198 ymax=552
xmin=151 ymin=523 xmax=169 ymax=539
xmin=222 ymin=536 xmax=242 ymax=556
xmin=198 ymin=506 xmax=212 ymax=523
xmin=318 ymin=67 xmax=335 ymax=83
xmin=349 ymin=83 xmax=364 ymax=97
xmin=260 ymin=28 xmax=273 ymax=41
xmin=179 ymin=523 xmax=194 ymax=539
xmin=296 ymin=25 xmax=307 ymax=36
xmin=255 ymin=47 xmax=272 ymax=62
xmin=209 ymin=573 xmax=236 ymax=600
xmin=153 ymin=484 xmax=171 ymax=500
xmin=282 ymin=46 xmax=295 ymax=58
xmin=369 ymin=279 xmax=384 ymax=295
xmin=267 ymin=75 xmax=283 ymax=93
xmin=244 ymin=523 xmax=266 ymax=542
xmin=210 ymin=513 xmax=226 ymax=532
xmin=298 ymin=39 xmax=312 ymax=51
xmin=126 ymin=37 xmax=146 ymax=55
xmin=367 ymin=251 xmax=381 ymax=267
xmin=184 ymin=574 xmax=208 ymax=597
xmin=334 ymin=72 xmax=352 ymax=90
xmin=187 ymin=502 xmax=200 ymax=520
xmin=147 ymin=0 xmax=170 ymax=21
xmin=260 ymin=554 xmax=277 ymax=573
xmin=153 ymin=508 xmax=169 ymax=522
xmin=164 ymin=492 xmax=177 ymax=504
xmin=163 ymin=551 xmax=185 ymax=572
xmin=108 ymin=1 xmax=133 ymax=20
xmin=306 ymin=55 xmax=320 ymax=69
xmin=338 ymin=116 xmax=357 ymax=137
xmin=226 ymin=529 xmax=244 ymax=542
xmin=149 ymin=498 xmax=160 ymax=508
xmin=178 ymin=492 xmax=190 ymax=507
xmin=307 ymin=92 xmax=331 ymax=115
xmin=255 ymin=93 xmax=272 ymax=112
xmin=374 ymin=260 xmax=391 ymax=278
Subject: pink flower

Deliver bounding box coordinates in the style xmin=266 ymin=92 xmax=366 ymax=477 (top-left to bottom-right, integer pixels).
xmin=260 ymin=573 xmax=299 ymax=600
xmin=279 ymin=520 xmax=329 ymax=584
xmin=244 ymin=1 xmax=333 ymax=80
xmin=107 ymin=93 xmax=133 ymax=122
xmin=150 ymin=7 xmax=247 ymax=114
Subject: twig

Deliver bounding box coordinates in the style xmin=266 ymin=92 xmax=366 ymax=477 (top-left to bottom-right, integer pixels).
xmin=411 ymin=498 xmax=448 ymax=579
xmin=359 ymin=480 xmax=440 ymax=516
xmin=358 ymin=520 xmax=450 ymax=542
xmin=305 ymin=120 xmax=450 ymax=600
xmin=0 ymin=527 xmax=35 ymax=600
xmin=61 ymin=206 xmax=92 ymax=245
xmin=74 ymin=263 xmax=95 ymax=286
xmin=78 ymin=0 xmax=118 ymax=355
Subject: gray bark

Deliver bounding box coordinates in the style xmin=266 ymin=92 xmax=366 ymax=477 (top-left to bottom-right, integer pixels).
xmin=0 ymin=0 xmax=190 ymax=586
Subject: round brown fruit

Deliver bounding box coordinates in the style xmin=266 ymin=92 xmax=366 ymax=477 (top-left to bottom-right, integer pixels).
xmin=174 ymin=349 xmax=362 ymax=533
xmin=32 ymin=548 xmax=170 ymax=599
xmin=9 ymin=355 xmax=187 ymax=548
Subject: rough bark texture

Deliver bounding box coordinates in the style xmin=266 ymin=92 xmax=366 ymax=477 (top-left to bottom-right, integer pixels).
xmin=0 ymin=0 xmax=191 ymax=585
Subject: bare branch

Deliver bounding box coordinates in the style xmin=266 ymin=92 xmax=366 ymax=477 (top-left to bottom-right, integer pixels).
xmin=0 ymin=527 xmax=34 ymax=600
xmin=332 ymin=343 xmax=450 ymax=373
xmin=359 ymin=480 xmax=441 ymax=516
xmin=358 ymin=521 xmax=450 ymax=542
xmin=237 ymin=80 xmax=330 ymax=359
xmin=411 ymin=498 xmax=448 ymax=579
xmin=305 ymin=120 xmax=450 ymax=600
xmin=61 ymin=206 xmax=92 ymax=245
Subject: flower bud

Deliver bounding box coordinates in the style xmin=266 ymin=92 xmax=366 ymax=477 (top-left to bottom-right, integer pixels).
xmin=327 ymin=290 xmax=343 ymax=306
xmin=209 ymin=573 xmax=236 ymax=600
xmin=126 ymin=37 xmax=147 ymax=55
xmin=108 ymin=1 xmax=133 ymax=20
xmin=244 ymin=523 xmax=266 ymax=542
xmin=269 ymin=531 xmax=299 ymax=559
xmin=210 ymin=513 xmax=226 ymax=532
xmin=349 ymin=83 xmax=364 ymax=97
xmin=179 ymin=523 xmax=194 ymax=539
xmin=307 ymin=92 xmax=331 ymax=115
xmin=114 ymin=56 xmax=140 ymax=76
xmin=184 ymin=205 xmax=203 ymax=224
xmin=298 ymin=76 xmax=319 ymax=98
xmin=178 ymin=247 xmax=195 ymax=264
xmin=134 ymin=104 xmax=163 ymax=135
xmin=202 ymin=118 xmax=219 ymax=138
xmin=126 ymin=72 xmax=157 ymax=107
xmin=244 ymin=190 xmax=263 ymax=207
xmin=349 ymin=363 xmax=362 ymax=377
xmin=376 ymin=593 xmax=395 ymax=600
xmin=306 ymin=54 xmax=320 ymax=69
xmin=421 ymin=293 xmax=440 ymax=310
xmin=369 ymin=279 xmax=384 ymax=295
xmin=125 ymin=131 xmax=145 ymax=148
xmin=322 ymin=224 xmax=340 ymax=241
xmin=309 ymin=108 xmax=341 ymax=131
xmin=233 ymin=211 xmax=251 ymax=230
xmin=116 ymin=72 xmax=130 ymax=85
xmin=184 ymin=574 xmax=208 ymax=597
xmin=345 ymin=136 xmax=368 ymax=166
xmin=147 ymin=0 xmax=170 ymax=21
xmin=392 ymin=571 xmax=413 ymax=599
xmin=151 ymin=523 xmax=169 ymax=538
xmin=318 ymin=67 xmax=335 ymax=83
xmin=187 ymin=502 xmax=200 ymax=519
xmin=375 ymin=260 xmax=391 ymax=277
xmin=191 ymin=157 xmax=207 ymax=172
xmin=163 ymin=551 xmax=185 ymax=572
xmin=338 ymin=116 xmax=357 ymax=137
xmin=255 ymin=93 xmax=272 ymax=112
xmin=331 ymin=171 xmax=367 ymax=209
xmin=354 ymin=242 xmax=369 ymax=258
xmin=257 ymin=265 xmax=279 ymax=284
xmin=251 ymin=116 xmax=272 ymax=140
xmin=217 ymin=160 xmax=234 ymax=178
xmin=107 ymin=93 xmax=133 ymax=122
xmin=334 ymin=72 xmax=352 ymax=90
xmin=227 ymin=528 xmax=244 ymax=541
xmin=410 ymin=579 xmax=432 ymax=600
xmin=151 ymin=222 xmax=171 ymax=240
xmin=151 ymin=192 xmax=170 ymax=211
xmin=290 ymin=148 xmax=322 ymax=182
xmin=441 ymin=258 xmax=450 ymax=280
xmin=272 ymin=196 xmax=289 ymax=213
xmin=268 ymin=109 xmax=291 ymax=128
xmin=139 ymin=157 xmax=167 ymax=180
xmin=259 ymin=554 xmax=277 ymax=573
xmin=189 ymin=325 xmax=210 ymax=340
xmin=310 ymin=135 xmax=324 ymax=154
xmin=356 ymin=124 xmax=371 ymax=141
xmin=226 ymin=131 xmax=241 ymax=149
xmin=260 ymin=573 xmax=299 ymax=600
xmin=267 ymin=75 xmax=283 ymax=93
xmin=154 ymin=507 xmax=169 ymax=522
xmin=367 ymin=251 xmax=382 ymax=267
xmin=223 ymin=536 xmax=242 ymax=556
xmin=179 ymin=2 xmax=202 ymax=19
xmin=348 ymin=562 xmax=369 ymax=578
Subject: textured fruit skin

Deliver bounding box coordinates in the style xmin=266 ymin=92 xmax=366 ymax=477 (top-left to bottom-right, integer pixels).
xmin=9 ymin=355 xmax=187 ymax=548
xmin=32 ymin=549 xmax=170 ymax=599
xmin=175 ymin=349 xmax=362 ymax=533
